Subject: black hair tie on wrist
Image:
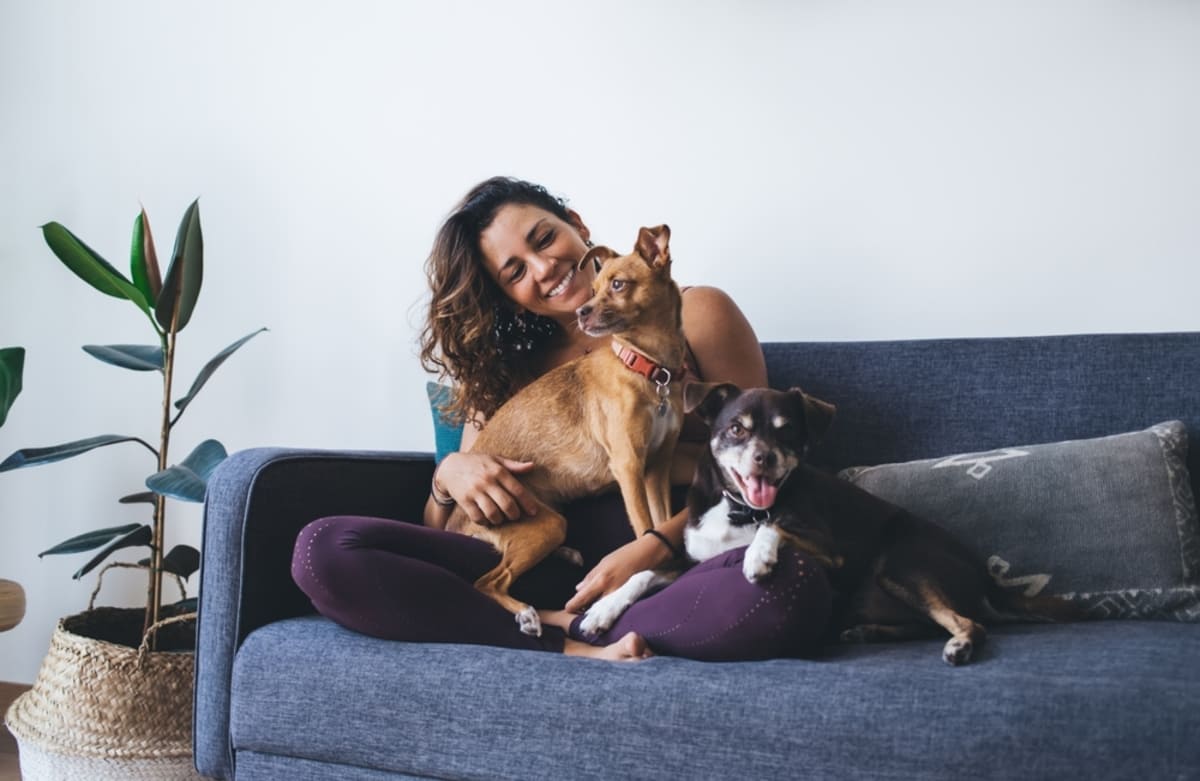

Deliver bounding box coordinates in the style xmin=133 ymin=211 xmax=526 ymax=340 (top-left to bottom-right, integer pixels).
xmin=643 ymin=528 xmax=682 ymax=560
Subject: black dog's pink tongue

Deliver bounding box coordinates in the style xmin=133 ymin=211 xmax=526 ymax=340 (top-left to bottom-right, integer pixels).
xmin=742 ymin=475 xmax=778 ymax=509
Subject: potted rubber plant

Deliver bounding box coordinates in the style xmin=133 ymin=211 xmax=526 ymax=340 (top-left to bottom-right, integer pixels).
xmin=2 ymin=201 xmax=265 ymax=780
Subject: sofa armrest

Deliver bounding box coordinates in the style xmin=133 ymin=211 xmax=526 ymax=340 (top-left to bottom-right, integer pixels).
xmin=193 ymin=447 xmax=435 ymax=780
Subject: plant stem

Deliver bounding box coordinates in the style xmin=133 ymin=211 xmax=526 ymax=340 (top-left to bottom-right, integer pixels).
xmin=144 ymin=326 xmax=177 ymax=646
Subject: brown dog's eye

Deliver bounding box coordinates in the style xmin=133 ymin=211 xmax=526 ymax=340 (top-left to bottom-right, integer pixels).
xmin=610 ymin=279 xmax=626 ymax=292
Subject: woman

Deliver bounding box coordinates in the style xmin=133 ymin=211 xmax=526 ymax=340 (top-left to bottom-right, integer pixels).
xmin=292 ymin=177 xmax=831 ymax=661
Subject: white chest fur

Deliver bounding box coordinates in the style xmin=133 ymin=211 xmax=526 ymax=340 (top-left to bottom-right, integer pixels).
xmin=684 ymin=497 xmax=759 ymax=563
xmin=647 ymin=403 xmax=682 ymax=456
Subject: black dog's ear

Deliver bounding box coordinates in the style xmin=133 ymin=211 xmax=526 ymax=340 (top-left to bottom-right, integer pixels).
xmin=579 ymin=245 xmax=618 ymax=273
xmin=635 ymin=224 xmax=671 ymax=270
xmin=684 ymin=381 xmax=741 ymax=423
xmin=787 ymin=387 xmax=836 ymax=444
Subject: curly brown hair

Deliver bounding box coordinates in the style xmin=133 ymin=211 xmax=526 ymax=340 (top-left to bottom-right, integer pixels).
xmin=419 ymin=176 xmax=575 ymax=424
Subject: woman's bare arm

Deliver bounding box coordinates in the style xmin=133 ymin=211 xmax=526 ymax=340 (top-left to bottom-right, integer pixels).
xmin=422 ymin=412 xmax=539 ymax=527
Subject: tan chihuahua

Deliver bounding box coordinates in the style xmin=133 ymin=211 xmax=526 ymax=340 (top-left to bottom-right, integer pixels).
xmin=444 ymin=225 xmax=685 ymax=636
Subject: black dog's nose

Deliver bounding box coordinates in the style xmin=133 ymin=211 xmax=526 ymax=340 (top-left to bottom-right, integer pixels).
xmin=753 ymin=450 xmax=777 ymax=468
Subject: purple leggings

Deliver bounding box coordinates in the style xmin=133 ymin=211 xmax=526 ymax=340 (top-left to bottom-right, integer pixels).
xmin=291 ymin=500 xmax=831 ymax=661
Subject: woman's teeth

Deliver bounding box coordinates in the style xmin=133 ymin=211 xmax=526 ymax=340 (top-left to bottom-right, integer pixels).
xmin=546 ymin=267 xmax=576 ymax=299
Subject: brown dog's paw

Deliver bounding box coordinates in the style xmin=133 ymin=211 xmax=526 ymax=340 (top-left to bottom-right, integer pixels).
xmin=516 ymin=606 xmax=542 ymax=637
xmin=942 ymin=637 xmax=974 ymax=666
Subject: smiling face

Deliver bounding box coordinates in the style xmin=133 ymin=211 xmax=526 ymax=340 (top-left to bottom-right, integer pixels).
xmin=478 ymin=203 xmax=595 ymax=326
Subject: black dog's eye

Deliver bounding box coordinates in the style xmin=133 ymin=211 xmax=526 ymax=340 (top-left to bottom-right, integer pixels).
xmin=728 ymin=421 xmax=746 ymax=438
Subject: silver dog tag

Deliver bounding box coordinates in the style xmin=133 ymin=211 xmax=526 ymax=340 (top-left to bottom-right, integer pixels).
xmin=656 ymin=382 xmax=670 ymax=416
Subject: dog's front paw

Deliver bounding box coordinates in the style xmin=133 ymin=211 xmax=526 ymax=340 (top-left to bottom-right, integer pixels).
xmin=516 ymin=606 xmax=542 ymax=637
xmin=743 ymin=533 xmax=779 ymax=583
xmin=942 ymin=636 xmax=974 ymax=666
xmin=579 ymin=592 xmax=630 ymax=637
xmin=743 ymin=551 xmax=776 ymax=582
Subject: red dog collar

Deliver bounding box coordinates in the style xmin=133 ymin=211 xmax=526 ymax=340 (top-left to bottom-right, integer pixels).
xmin=612 ymin=341 xmax=675 ymax=386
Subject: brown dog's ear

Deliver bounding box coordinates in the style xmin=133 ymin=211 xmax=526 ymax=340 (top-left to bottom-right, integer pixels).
xmin=635 ymin=224 xmax=671 ymax=269
xmin=578 ymin=245 xmax=618 ymax=273
xmin=788 ymin=387 xmax=836 ymax=444
xmin=684 ymin=381 xmax=741 ymax=423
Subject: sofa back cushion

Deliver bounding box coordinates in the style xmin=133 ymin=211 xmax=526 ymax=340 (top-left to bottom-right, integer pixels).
xmin=762 ymin=332 xmax=1200 ymax=507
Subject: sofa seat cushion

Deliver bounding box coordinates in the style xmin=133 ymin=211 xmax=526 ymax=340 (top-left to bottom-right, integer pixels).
xmin=230 ymin=616 xmax=1200 ymax=780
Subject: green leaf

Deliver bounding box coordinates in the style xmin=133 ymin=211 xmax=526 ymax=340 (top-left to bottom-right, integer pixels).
xmin=163 ymin=544 xmax=201 ymax=578
xmin=0 ymin=434 xmax=155 ymax=472
xmin=72 ymin=524 xmax=153 ymax=580
xmin=83 ymin=344 xmax=164 ymax=372
xmin=119 ymin=491 xmax=158 ymax=505
xmin=155 ymin=200 xmax=203 ymax=332
xmin=39 ymin=523 xmax=144 ymax=557
xmin=139 ymin=544 xmax=200 ymax=579
xmin=174 ymin=328 xmax=267 ymax=413
xmin=0 ymin=347 xmax=25 ymax=429
xmin=41 ymin=222 xmax=151 ymax=317
xmin=145 ymin=439 xmax=227 ymax=502
xmin=130 ymin=208 xmax=162 ymax=304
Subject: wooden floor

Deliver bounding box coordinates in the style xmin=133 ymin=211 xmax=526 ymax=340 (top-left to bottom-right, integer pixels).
xmin=0 ymin=682 xmax=29 ymax=781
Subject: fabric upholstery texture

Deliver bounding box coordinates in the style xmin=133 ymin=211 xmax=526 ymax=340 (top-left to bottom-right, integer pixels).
xmin=196 ymin=332 xmax=1200 ymax=780
xmin=196 ymin=449 xmax=435 ymax=780
xmin=841 ymin=421 xmax=1200 ymax=620
xmin=762 ymin=333 xmax=1200 ymax=505
xmin=235 ymin=752 xmax=428 ymax=780
xmin=229 ymin=616 xmax=1200 ymax=781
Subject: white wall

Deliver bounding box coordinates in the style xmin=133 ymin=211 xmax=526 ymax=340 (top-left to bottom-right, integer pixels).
xmin=1 ymin=1 xmax=1197 ymax=682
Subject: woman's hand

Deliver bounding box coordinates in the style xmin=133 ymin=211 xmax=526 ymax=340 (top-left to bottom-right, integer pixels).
xmin=564 ymin=534 xmax=671 ymax=613
xmin=434 ymin=451 xmax=540 ymax=526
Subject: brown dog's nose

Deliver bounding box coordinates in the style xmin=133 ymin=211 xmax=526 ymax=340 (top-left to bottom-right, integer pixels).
xmin=577 ymin=304 xmax=592 ymax=318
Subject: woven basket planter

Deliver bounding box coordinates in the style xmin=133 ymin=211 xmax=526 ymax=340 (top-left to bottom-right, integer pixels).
xmin=4 ymin=605 xmax=203 ymax=780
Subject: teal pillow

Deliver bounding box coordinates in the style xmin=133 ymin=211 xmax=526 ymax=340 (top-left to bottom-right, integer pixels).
xmin=426 ymin=382 xmax=464 ymax=465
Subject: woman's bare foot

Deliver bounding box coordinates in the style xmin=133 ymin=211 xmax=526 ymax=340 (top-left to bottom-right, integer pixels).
xmin=563 ymin=632 xmax=652 ymax=661
xmin=538 ymin=609 xmax=652 ymax=660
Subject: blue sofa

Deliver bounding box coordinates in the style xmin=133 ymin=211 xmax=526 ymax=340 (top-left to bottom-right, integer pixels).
xmin=195 ymin=332 xmax=1200 ymax=780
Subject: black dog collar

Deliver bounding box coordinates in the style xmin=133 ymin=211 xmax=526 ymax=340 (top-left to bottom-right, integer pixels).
xmin=723 ymin=490 xmax=772 ymax=526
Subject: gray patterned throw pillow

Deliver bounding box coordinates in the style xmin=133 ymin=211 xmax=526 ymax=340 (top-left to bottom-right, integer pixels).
xmin=839 ymin=421 xmax=1200 ymax=621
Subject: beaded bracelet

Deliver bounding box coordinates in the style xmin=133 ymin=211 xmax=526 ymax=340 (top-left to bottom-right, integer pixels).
xmin=430 ymin=468 xmax=456 ymax=507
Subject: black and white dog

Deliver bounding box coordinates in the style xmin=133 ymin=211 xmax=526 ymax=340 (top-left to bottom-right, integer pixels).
xmin=580 ymin=382 xmax=1077 ymax=665
xmin=578 ymin=382 xmax=838 ymax=637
